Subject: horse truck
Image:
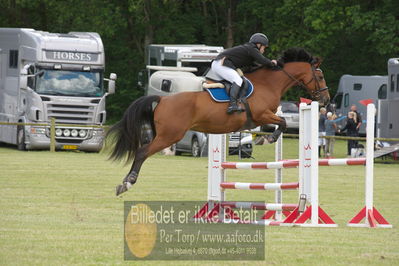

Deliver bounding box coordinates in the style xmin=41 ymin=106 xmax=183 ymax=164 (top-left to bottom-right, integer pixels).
xmin=0 ymin=28 xmax=116 ymax=151
xmin=332 ymin=58 xmax=399 ymax=139
xmin=378 ymin=58 xmax=399 ymax=140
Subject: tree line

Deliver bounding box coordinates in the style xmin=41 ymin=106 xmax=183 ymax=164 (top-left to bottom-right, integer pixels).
xmin=1 ymin=0 xmax=398 ymax=122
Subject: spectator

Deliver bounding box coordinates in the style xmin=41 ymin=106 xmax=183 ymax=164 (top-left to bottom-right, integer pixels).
xmin=340 ymin=111 xmax=358 ymax=156
xmin=350 ymin=104 xmax=362 ymax=133
xmin=350 ymin=105 xmax=362 ymax=149
xmin=318 ymin=107 xmax=327 ymax=157
xmin=324 ymin=112 xmax=337 ymax=158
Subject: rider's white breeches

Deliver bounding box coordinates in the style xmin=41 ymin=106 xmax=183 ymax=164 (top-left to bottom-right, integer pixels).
xmin=211 ymin=59 xmax=243 ymax=86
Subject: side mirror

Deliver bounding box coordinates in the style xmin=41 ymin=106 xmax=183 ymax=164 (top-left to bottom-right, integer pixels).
xmin=109 ymin=73 xmax=117 ymax=80
xmin=106 ymin=73 xmax=117 ymax=94
xmin=20 ymin=76 xmax=28 ymax=90
xmin=20 ymin=65 xmax=30 ymax=90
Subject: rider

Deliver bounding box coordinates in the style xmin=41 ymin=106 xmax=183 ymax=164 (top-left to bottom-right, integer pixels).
xmin=211 ymin=33 xmax=278 ymax=114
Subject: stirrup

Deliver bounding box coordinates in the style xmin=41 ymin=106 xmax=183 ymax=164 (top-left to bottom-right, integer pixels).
xmin=227 ymin=102 xmax=244 ymax=114
xmin=227 ymin=102 xmax=237 ymax=114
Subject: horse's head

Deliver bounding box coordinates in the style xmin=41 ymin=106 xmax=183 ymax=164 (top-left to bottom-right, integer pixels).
xmin=279 ymin=48 xmax=330 ymax=107
xmin=306 ymin=57 xmax=330 ymax=106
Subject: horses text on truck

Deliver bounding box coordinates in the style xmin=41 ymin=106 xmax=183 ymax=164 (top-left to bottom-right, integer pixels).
xmin=0 ymin=28 xmax=116 ymax=151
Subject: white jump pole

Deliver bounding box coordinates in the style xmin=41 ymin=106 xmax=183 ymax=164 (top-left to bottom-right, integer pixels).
xmin=275 ymin=114 xmax=283 ymax=221
xmin=310 ymin=102 xmax=320 ymax=225
xmin=299 ymin=102 xmax=320 ymax=226
xmin=365 ymin=103 xmax=374 ymax=219
xmin=347 ymin=103 xmax=392 ymax=228
xmin=207 ymin=134 xmax=226 ymax=202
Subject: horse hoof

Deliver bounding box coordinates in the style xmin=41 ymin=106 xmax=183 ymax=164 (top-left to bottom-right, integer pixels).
xmin=116 ymin=183 xmax=130 ymax=196
xmin=266 ymin=135 xmax=276 ymax=143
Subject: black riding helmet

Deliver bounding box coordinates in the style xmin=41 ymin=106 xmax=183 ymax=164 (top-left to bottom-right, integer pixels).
xmin=249 ymin=33 xmax=269 ymax=47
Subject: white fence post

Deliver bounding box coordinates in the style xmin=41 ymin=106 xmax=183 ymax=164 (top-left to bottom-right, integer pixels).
xmin=207 ymin=134 xmax=226 ymax=202
xmin=275 ymin=125 xmax=283 ymax=221
xmin=299 ymin=102 xmax=323 ymax=226
xmin=347 ymin=103 xmax=392 ymax=228
xmin=310 ymin=101 xmax=319 ymax=225
xmin=365 ymin=104 xmax=375 ymax=222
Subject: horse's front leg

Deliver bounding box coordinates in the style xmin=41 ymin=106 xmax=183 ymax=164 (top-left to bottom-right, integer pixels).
xmin=266 ymin=116 xmax=286 ymax=143
xmin=256 ymin=112 xmax=287 ymax=144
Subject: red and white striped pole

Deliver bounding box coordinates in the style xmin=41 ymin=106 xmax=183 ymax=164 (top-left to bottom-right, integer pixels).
xmin=220 ymin=158 xmax=366 ymax=169
xmin=220 ymin=182 xmax=299 ymax=190
xmin=221 ymin=161 xmax=297 ymax=169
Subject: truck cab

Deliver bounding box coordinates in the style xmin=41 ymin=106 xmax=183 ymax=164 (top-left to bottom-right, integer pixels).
xmin=0 ymin=28 xmax=116 ymax=151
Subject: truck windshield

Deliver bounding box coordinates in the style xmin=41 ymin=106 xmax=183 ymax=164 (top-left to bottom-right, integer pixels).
xmin=35 ymin=69 xmax=103 ymax=97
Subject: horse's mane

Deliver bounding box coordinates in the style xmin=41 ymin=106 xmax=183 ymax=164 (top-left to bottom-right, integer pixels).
xmin=278 ymin=47 xmax=314 ymax=64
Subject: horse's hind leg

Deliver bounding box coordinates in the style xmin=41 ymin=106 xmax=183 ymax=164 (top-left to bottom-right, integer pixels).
xmin=115 ymin=136 xmax=180 ymax=196
xmin=116 ymin=144 xmax=149 ymax=196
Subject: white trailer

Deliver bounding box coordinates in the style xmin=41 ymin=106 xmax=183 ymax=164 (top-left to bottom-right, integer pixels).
xmin=142 ymin=44 xmax=223 ymax=96
xmin=0 ymin=28 xmax=116 ymax=151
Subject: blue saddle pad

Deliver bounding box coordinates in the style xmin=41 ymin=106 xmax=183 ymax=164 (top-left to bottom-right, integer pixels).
xmin=206 ymin=78 xmax=254 ymax=102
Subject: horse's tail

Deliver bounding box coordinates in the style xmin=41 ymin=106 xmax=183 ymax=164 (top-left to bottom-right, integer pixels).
xmin=106 ymin=95 xmax=161 ymax=162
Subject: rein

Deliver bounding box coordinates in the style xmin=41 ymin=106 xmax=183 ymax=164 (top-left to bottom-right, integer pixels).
xmin=281 ymin=67 xmax=328 ymax=100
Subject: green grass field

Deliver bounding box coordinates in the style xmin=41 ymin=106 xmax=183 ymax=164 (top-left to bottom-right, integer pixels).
xmin=1 ymin=139 xmax=398 ymax=265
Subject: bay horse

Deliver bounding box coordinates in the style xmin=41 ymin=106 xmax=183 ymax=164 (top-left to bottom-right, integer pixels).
xmin=107 ymin=48 xmax=330 ymax=196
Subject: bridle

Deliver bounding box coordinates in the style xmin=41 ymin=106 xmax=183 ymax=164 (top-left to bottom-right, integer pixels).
xmin=281 ymin=66 xmax=329 ymax=100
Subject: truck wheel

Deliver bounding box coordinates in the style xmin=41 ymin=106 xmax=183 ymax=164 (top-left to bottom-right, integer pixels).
xmin=191 ymin=137 xmax=200 ymax=157
xmin=17 ymin=126 xmax=26 ymax=151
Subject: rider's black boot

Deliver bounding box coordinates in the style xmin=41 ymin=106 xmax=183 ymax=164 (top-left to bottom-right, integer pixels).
xmin=227 ymin=83 xmax=244 ymax=114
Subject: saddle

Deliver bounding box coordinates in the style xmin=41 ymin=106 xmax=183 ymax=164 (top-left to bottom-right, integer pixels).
xmin=203 ymin=68 xmax=254 ymax=102
xmin=203 ymin=68 xmax=256 ymax=130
